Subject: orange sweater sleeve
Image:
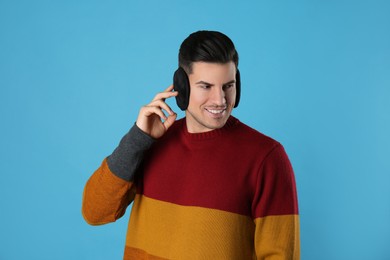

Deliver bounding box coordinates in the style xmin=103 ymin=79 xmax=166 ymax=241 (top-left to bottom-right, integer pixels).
xmin=82 ymin=158 xmax=136 ymax=225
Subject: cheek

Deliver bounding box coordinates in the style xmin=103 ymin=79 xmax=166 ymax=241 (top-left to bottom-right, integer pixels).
xmin=227 ymin=89 xmax=237 ymax=104
xmin=189 ymin=90 xmax=207 ymax=106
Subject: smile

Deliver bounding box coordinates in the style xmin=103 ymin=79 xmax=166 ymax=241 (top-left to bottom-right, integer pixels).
xmin=205 ymin=108 xmax=226 ymax=114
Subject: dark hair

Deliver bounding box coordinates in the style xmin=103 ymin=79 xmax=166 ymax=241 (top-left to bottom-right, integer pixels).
xmin=178 ymin=30 xmax=239 ymax=74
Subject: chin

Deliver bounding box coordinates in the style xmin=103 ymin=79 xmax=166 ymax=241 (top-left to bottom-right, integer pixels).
xmin=206 ymin=117 xmax=229 ymax=129
xmin=186 ymin=108 xmax=232 ymax=133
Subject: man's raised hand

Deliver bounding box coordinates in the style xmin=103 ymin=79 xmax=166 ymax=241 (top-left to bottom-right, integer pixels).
xmin=136 ymin=85 xmax=178 ymax=139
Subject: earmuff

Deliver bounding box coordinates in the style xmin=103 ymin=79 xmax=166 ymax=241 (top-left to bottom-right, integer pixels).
xmin=173 ymin=67 xmax=241 ymax=111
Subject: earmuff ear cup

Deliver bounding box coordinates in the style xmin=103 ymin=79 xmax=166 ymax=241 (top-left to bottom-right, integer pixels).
xmin=234 ymin=69 xmax=241 ymax=108
xmin=173 ymin=67 xmax=190 ymax=111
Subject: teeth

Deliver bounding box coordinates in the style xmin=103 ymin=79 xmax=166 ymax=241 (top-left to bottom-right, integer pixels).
xmin=207 ymin=109 xmax=224 ymax=114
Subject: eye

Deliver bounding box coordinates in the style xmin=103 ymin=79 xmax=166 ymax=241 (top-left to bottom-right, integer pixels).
xmin=200 ymin=85 xmax=211 ymax=89
xmin=223 ymin=83 xmax=234 ymax=91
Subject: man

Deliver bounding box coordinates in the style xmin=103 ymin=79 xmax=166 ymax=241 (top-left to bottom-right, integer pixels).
xmin=82 ymin=30 xmax=300 ymax=259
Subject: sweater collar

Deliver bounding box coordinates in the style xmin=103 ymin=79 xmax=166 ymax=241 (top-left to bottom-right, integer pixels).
xmin=181 ymin=116 xmax=239 ymax=141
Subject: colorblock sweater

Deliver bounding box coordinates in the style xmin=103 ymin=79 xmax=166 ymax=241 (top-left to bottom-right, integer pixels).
xmin=82 ymin=116 xmax=300 ymax=259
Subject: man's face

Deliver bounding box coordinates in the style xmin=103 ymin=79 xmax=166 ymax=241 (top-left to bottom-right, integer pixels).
xmin=185 ymin=61 xmax=237 ymax=133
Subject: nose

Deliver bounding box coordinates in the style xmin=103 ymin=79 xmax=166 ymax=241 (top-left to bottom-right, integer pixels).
xmin=210 ymin=86 xmax=226 ymax=106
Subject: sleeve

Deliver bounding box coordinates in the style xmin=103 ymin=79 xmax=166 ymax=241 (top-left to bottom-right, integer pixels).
xmin=82 ymin=124 xmax=155 ymax=225
xmin=252 ymin=144 xmax=300 ymax=259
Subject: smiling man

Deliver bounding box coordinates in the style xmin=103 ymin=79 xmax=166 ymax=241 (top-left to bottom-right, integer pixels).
xmin=82 ymin=31 xmax=300 ymax=259
xmin=186 ymin=62 xmax=236 ymax=132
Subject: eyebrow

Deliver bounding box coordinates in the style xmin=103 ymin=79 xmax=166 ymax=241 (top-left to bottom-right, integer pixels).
xmin=195 ymin=80 xmax=236 ymax=86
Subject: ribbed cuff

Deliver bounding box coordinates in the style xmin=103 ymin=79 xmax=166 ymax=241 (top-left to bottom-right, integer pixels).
xmin=107 ymin=124 xmax=155 ymax=181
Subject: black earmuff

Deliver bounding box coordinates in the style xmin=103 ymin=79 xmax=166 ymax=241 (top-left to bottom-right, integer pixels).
xmin=173 ymin=67 xmax=241 ymax=111
xmin=173 ymin=68 xmax=191 ymax=111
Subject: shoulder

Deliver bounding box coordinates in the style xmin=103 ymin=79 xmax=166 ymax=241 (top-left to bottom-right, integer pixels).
xmin=217 ymin=117 xmax=286 ymax=163
xmin=231 ymin=117 xmax=280 ymax=150
xmin=231 ymin=119 xmax=294 ymax=176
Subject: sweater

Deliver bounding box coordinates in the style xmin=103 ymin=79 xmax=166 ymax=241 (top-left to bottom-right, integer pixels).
xmin=82 ymin=116 xmax=300 ymax=259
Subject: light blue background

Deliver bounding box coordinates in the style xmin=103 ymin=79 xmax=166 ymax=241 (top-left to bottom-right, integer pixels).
xmin=1 ymin=1 xmax=389 ymax=259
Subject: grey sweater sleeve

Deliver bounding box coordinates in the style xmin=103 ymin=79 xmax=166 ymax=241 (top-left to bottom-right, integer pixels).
xmin=106 ymin=124 xmax=155 ymax=181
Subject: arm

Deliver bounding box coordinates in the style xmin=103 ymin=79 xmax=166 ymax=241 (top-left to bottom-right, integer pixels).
xmin=82 ymin=125 xmax=155 ymax=225
xmin=82 ymin=85 xmax=178 ymax=225
xmin=252 ymin=144 xmax=300 ymax=259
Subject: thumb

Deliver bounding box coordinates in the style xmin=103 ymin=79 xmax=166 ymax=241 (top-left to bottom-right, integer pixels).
xmin=163 ymin=113 xmax=177 ymax=131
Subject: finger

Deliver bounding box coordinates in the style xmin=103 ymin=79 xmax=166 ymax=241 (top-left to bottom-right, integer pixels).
xmin=153 ymin=85 xmax=178 ymax=101
xmin=163 ymin=113 xmax=177 ymax=130
xmin=164 ymin=84 xmax=174 ymax=92
xmin=142 ymin=106 xmax=168 ymax=120
xmin=148 ymin=99 xmax=175 ymax=115
xmin=152 ymin=90 xmax=178 ymax=102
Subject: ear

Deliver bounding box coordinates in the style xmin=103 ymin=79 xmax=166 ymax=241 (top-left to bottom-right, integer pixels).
xmin=173 ymin=67 xmax=190 ymax=111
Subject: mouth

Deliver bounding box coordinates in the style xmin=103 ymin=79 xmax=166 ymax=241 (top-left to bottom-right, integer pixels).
xmin=205 ymin=107 xmax=227 ymax=117
xmin=206 ymin=108 xmax=225 ymax=114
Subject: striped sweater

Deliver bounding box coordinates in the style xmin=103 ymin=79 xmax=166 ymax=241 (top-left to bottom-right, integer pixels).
xmin=82 ymin=116 xmax=300 ymax=259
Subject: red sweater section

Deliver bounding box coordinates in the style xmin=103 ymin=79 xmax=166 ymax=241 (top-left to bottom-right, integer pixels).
xmin=135 ymin=116 xmax=298 ymax=219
